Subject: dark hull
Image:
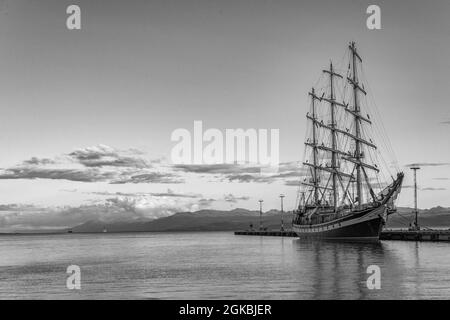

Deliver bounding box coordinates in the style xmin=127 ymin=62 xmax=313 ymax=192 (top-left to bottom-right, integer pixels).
xmin=295 ymin=217 xmax=383 ymax=241
xmin=293 ymin=205 xmax=386 ymax=241
xmin=293 ymin=172 xmax=404 ymax=241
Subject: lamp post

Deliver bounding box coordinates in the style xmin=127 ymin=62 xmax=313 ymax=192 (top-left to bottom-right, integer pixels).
xmin=279 ymin=194 xmax=285 ymax=232
xmin=259 ymin=200 xmax=263 ymax=231
xmin=410 ymin=167 xmax=420 ymax=230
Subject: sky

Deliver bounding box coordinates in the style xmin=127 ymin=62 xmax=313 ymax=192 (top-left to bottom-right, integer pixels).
xmin=0 ymin=0 xmax=449 ymax=231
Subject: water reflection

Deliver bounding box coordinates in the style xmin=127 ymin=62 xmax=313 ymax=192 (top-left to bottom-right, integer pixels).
xmin=292 ymin=239 xmax=407 ymax=299
xmin=1 ymin=232 xmax=449 ymax=299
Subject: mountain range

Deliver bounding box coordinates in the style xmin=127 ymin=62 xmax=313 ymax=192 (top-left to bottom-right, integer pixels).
xmin=70 ymin=206 xmax=450 ymax=233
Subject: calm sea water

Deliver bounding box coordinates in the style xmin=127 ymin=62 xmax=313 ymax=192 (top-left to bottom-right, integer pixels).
xmin=1 ymin=231 xmax=450 ymax=299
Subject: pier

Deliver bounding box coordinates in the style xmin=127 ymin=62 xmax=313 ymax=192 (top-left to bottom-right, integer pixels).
xmin=234 ymin=229 xmax=450 ymax=241
xmin=380 ymin=229 xmax=450 ymax=241
xmin=234 ymin=230 xmax=297 ymax=237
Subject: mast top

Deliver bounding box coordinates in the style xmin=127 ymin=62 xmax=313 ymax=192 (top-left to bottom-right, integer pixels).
xmin=349 ymin=41 xmax=363 ymax=63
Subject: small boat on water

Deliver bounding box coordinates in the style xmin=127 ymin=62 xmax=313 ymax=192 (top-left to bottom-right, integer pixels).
xmin=292 ymin=42 xmax=404 ymax=241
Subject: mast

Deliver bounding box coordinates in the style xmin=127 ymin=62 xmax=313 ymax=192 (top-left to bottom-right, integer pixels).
xmin=309 ymin=88 xmax=320 ymax=204
xmin=300 ymin=42 xmax=379 ymax=209
xmin=323 ymin=62 xmax=343 ymax=211
xmin=349 ymin=42 xmax=363 ymax=208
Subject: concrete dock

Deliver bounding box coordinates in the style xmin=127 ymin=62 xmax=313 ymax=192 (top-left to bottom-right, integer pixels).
xmin=380 ymin=229 xmax=450 ymax=241
xmin=234 ymin=229 xmax=450 ymax=241
xmin=234 ymin=230 xmax=297 ymax=237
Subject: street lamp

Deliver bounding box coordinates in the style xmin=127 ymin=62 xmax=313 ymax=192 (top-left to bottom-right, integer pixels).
xmin=410 ymin=167 xmax=420 ymax=231
xmin=279 ymin=194 xmax=285 ymax=232
xmin=258 ymin=200 xmax=263 ymax=231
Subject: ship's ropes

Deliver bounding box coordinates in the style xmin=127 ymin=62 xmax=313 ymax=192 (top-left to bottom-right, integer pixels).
xmin=359 ymin=64 xmax=400 ymax=174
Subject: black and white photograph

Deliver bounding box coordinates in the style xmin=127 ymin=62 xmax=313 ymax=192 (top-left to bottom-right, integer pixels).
xmin=1 ymin=0 xmax=450 ymax=305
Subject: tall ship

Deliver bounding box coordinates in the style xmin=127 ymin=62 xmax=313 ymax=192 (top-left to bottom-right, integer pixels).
xmin=292 ymin=42 xmax=404 ymax=241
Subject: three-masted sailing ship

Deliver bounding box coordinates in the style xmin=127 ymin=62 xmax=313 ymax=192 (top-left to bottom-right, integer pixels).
xmin=292 ymin=42 xmax=404 ymax=241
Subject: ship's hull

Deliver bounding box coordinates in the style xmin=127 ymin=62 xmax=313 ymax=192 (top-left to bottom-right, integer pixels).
xmin=293 ymin=205 xmax=386 ymax=241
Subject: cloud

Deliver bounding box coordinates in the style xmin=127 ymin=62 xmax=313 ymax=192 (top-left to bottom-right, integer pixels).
xmin=440 ymin=120 xmax=450 ymax=125
xmin=111 ymin=172 xmax=184 ymax=184
xmin=422 ymin=187 xmax=446 ymax=191
xmin=401 ymin=185 xmax=445 ymax=191
xmin=0 ymin=194 xmax=213 ymax=231
xmin=226 ymin=174 xmax=275 ymax=183
xmin=88 ymin=189 xmax=201 ymax=198
xmin=270 ymin=171 xmax=303 ymax=178
xmin=433 ymin=178 xmax=450 ymax=181
xmin=0 ymin=147 xmax=307 ymax=187
xmin=0 ymin=145 xmax=183 ymax=184
xmin=172 ymin=162 xmax=304 ymax=184
xmin=223 ymin=194 xmax=250 ymax=203
xmin=198 ymin=198 xmax=216 ymax=207
xmin=148 ymin=189 xmax=201 ymax=198
xmin=405 ymin=163 xmax=450 ymax=167
xmin=223 ymin=161 xmax=305 ymax=183
xmin=103 ymin=196 xmax=192 ymax=219
xmin=0 ymin=167 xmax=116 ymax=182
xmin=68 ymin=144 xmax=150 ymax=168
xmin=172 ymin=164 xmax=261 ymax=175
xmin=60 ymin=188 xmax=78 ymax=192
xmin=23 ymin=157 xmax=57 ymax=165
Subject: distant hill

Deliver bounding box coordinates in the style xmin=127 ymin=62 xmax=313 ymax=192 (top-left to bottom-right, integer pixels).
xmin=72 ymin=208 xmax=293 ymax=233
xmin=386 ymin=206 xmax=450 ymax=229
xmin=70 ymin=206 xmax=450 ymax=233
